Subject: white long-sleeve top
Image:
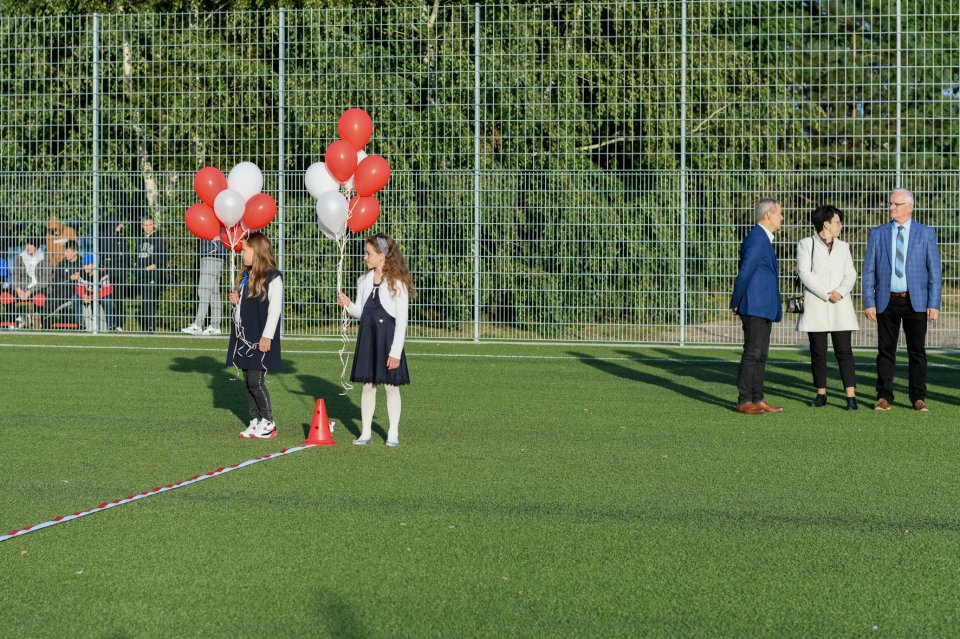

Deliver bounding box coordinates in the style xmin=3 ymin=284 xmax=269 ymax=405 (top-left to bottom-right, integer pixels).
xmin=346 ymin=270 xmax=409 ymax=359
xmin=234 ymin=276 xmax=283 ymax=339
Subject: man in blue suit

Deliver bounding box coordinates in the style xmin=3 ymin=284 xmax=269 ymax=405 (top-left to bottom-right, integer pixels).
xmin=730 ymin=198 xmax=785 ymax=414
xmin=863 ymin=188 xmax=942 ymax=412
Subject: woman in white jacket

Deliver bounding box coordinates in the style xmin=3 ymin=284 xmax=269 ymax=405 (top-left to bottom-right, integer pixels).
xmin=796 ymin=205 xmax=860 ymax=410
xmin=338 ymin=233 xmax=413 ymax=446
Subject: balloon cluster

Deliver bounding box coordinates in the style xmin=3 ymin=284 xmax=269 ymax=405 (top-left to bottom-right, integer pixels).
xmin=307 ymin=108 xmax=391 ymax=240
xmin=184 ymin=162 xmax=277 ymax=251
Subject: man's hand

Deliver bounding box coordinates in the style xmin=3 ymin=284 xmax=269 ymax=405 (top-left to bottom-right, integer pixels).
xmin=865 ymin=307 xmax=877 ymax=322
xmin=928 ymin=308 xmax=940 ymax=321
xmin=828 ymin=291 xmax=841 ymax=303
xmin=730 ymin=307 xmax=738 ymax=316
xmin=146 ymin=264 xmax=157 ymax=271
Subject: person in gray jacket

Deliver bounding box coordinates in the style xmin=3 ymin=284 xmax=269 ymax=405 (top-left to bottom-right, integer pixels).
xmin=182 ymin=237 xmax=225 ymax=335
xmin=796 ymin=205 xmax=859 ymax=410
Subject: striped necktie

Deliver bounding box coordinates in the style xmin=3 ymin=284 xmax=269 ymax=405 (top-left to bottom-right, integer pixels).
xmin=895 ymin=226 xmax=905 ymax=278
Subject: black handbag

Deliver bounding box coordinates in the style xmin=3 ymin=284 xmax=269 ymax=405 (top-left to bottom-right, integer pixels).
xmin=786 ymin=237 xmax=815 ymax=314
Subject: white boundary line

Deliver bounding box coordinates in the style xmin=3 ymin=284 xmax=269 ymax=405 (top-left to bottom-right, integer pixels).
xmin=0 ymin=445 xmax=316 ymax=543
xmin=1 ymin=340 xmax=959 ymax=367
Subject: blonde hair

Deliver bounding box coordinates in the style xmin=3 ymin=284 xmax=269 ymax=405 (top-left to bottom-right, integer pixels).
xmin=235 ymin=232 xmax=279 ymax=299
xmin=367 ymin=233 xmax=414 ymax=297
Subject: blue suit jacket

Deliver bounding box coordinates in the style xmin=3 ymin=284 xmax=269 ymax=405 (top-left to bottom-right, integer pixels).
xmin=862 ymin=220 xmax=942 ymax=314
xmin=730 ymin=224 xmax=782 ymax=322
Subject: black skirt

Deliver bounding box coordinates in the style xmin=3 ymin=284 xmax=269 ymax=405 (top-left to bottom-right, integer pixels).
xmin=350 ymin=285 xmax=410 ymax=386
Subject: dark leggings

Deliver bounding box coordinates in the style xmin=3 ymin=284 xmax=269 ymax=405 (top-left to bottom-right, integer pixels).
xmin=243 ymin=369 xmax=272 ymax=421
xmin=808 ymin=330 xmax=856 ymax=390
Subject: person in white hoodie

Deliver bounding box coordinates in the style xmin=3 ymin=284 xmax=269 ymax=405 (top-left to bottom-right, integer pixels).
xmin=338 ymin=233 xmax=413 ymax=447
xmin=796 ymin=205 xmax=860 ymax=410
xmin=11 ymin=237 xmax=51 ymax=328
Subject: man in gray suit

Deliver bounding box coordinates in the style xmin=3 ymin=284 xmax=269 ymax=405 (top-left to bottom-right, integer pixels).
xmin=862 ymin=188 xmax=942 ymax=411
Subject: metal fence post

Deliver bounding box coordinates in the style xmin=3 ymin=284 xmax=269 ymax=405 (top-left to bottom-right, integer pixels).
xmin=92 ymin=13 xmax=101 ymax=334
xmin=895 ymin=0 xmax=902 ymax=185
xmin=277 ymin=8 xmax=286 ymax=335
xmin=679 ymin=0 xmax=687 ymax=346
xmin=473 ymin=3 xmax=481 ymax=343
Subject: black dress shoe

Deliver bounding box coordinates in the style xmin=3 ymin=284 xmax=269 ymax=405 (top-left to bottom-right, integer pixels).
xmin=810 ymin=394 xmax=827 ymax=407
xmin=846 ymin=397 xmax=858 ymax=411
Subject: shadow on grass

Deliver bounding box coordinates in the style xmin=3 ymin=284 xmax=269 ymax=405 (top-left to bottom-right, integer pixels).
xmin=288 ymin=374 xmax=369 ymax=440
xmin=168 ymin=355 xmax=299 ymax=427
xmin=316 ymin=589 xmax=369 ymax=639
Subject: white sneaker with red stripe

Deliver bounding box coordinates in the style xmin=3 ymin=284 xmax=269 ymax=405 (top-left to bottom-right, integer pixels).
xmin=250 ymin=420 xmax=277 ymax=439
xmin=239 ymin=419 xmax=261 ymax=438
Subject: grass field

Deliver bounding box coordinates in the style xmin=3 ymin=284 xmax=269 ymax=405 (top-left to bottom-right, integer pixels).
xmin=2 ymin=333 xmax=960 ymax=637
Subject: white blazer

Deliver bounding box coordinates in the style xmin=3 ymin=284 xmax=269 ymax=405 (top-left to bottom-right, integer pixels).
xmin=346 ymin=270 xmax=410 ymax=359
xmin=796 ymin=235 xmax=859 ymax=333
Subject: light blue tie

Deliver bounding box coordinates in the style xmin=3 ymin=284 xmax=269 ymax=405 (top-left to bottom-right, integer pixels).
xmin=895 ymin=226 xmax=905 ymax=278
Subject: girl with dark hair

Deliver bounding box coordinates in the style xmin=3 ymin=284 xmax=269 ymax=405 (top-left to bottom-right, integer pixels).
xmin=228 ymin=232 xmax=284 ymax=438
xmin=338 ymin=233 xmax=414 ymax=447
xmin=796 ymin=205 xmax=860 ymax=409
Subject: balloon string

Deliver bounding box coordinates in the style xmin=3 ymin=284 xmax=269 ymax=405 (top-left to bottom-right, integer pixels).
xmin=336 ymin=232 xmax=353 ymax=396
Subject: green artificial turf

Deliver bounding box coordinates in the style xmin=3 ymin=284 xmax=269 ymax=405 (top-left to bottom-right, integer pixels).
xmin=1 ymin=334 xmax=959 ymax=637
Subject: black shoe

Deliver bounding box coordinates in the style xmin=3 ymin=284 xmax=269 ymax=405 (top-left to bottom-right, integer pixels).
xmin=846 ymin=397 xmax=858 ymax=411
xmin=810 ymin=394 xmax=827 ymax=407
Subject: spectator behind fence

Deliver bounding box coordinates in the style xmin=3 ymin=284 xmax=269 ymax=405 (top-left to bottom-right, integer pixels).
xmin=729 ymin=198 xmax=785 ymax=415
xmin=77 ymin=254 xmax=114 ymax=331
xmin=0 ymin=256 xmax=12 ymax=327
xmin=796 ymin=205 xmax=859 ymax=411
xmin=133 ymin=216 xmax=167 ymax=333
xmin=182 ymin=237 xmax=225 ymax=336
xmin=10 ymin=237 xmax=52 ymax=329
xmin=45 ymin=239 xmax=83 ymax=328
xmin=863 ymin=188 xmax=942 ymax=412
xmin=99 ymin=217 xmax=131 ymax=331
xmin=44 ymin=216 xmax=78 ymax=269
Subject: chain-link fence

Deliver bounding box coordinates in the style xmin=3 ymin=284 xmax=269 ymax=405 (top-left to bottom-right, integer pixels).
xmin=0 ymin=1 xmax=957 ymax=345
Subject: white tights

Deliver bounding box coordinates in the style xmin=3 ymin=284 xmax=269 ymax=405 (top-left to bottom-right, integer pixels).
xmin=360 ymin=383 xmax=401 ymax=442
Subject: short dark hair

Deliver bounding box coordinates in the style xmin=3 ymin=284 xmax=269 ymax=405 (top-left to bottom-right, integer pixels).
xmin=811 ymin=205 xmax=843 ymax=233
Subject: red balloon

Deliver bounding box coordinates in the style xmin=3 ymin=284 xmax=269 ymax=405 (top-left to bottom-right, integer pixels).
xmin=185 ymin=203 xmax=221 ymax=240
xmin=347 ymin=196 xmax=380 ymax=233
xmin=243 ymin=193 xmax=277 ymax=230
xmin=220 ymin=224 xmax=246 ymax=251
xmin=194 ymin=167 xmax=227 ymax=208
xmin=324 ymin=139 xmax=359 ymax=183
xmin=353 ymin=155 xmax=391 ymax=197
xmin=338 ymin=108 xmax=373 ymax=150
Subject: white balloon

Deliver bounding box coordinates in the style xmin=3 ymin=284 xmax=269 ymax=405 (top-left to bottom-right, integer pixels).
xmin=227 ymin=161 xmax=264 ymax=201
xmin=214 ymin=189 xmax=246 ymax=227
xmin=345 ymin=150 xmax=368 ymax=191
xmin=304 ymin=162 xmax=340 ymax=199
xmin=315 ymin=190 xmax=349 ymax=240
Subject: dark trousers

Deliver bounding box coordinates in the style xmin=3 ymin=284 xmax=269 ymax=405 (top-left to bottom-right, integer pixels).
xmin=876 ymin=295 xmax=928 ymax=403
xmin=243 ymin=369 xmax=273 ymax=421
xmin=134 ymin=272 xmax=159 ymax=332
xmin=808 ymin=331 xmax=856 ymax=390
xmin=737 ymin=314 xmax=772 ymax=405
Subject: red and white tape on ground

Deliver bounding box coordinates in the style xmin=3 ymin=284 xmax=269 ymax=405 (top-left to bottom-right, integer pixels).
xmin=1 ymin=444 xmax=316 ymax=543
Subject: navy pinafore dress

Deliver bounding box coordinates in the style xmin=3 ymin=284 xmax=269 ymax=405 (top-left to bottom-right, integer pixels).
xmin=350 ymin=281 xmax=410 ymax=385
xmin=226 ymin=270 xmax=282 ymax=372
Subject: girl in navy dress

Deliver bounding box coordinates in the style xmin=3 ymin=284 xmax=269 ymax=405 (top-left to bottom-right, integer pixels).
xmin=227 ymin=232 xmax=283 ymax=439
xmin=338 ymin=233 xmax=413 ymax=447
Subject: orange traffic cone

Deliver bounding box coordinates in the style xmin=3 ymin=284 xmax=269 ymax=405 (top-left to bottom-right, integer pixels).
xmin=303 ymin=398 xmax=337 ymax=446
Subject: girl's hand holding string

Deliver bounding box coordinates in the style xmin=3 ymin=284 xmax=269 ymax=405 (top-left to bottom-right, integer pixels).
xmin=337 ymin=291 xmax=351 ymax=308
xmin=229 ymin=291 xmax=239 ymax=305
